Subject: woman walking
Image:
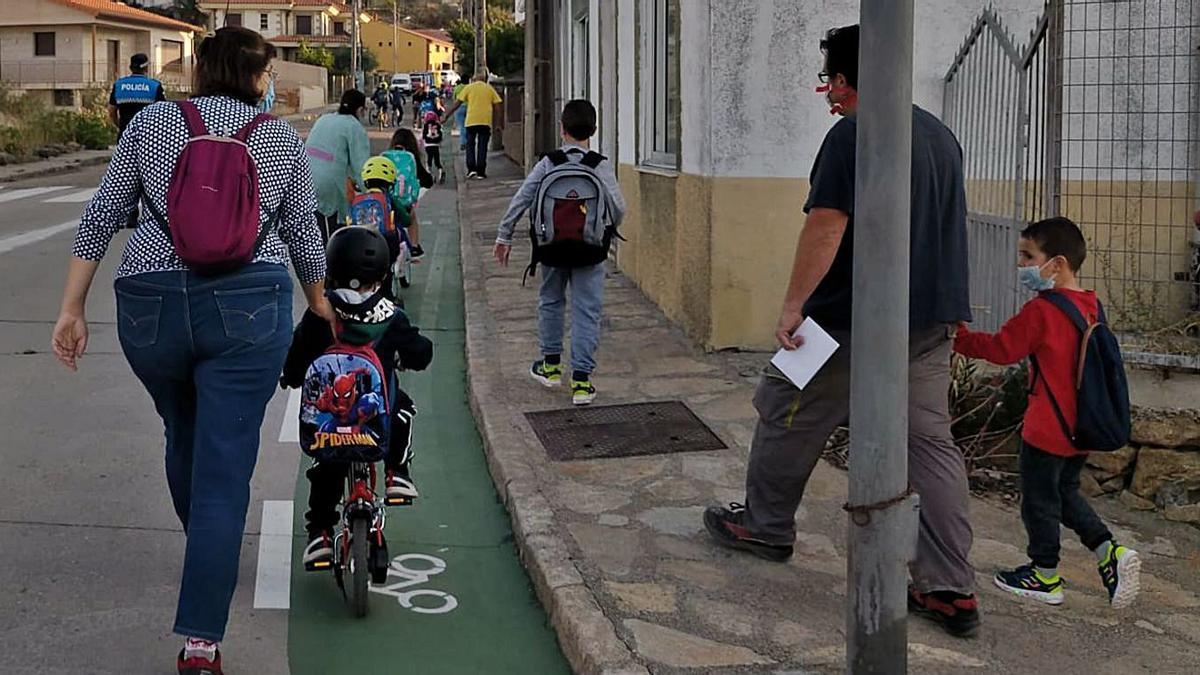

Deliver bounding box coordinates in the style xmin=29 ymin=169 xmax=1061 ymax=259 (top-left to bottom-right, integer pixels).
xmin=50 ymin=27 xmax=330 ymax=675
xmin=306 ymin=88 xmax=371 ymax=242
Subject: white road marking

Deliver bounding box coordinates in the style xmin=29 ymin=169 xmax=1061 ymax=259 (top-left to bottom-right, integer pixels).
xmin=0 ymin=186 xmax=71 ymax=203
xmin=44 ymin=187 xmax=98 ymax=203
xmin=0 ymin=220 xmax=77 ymax=255
xmin=279 ymin=388 xmax=301 ymax=443
xmin=253 ymin=500 xmax=294 ymax=610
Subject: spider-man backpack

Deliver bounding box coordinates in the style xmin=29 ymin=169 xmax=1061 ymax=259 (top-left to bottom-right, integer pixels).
xmin=299 ymin=342 xmax=390 ymax=463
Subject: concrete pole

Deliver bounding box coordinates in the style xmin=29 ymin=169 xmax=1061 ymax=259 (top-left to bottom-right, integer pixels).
xmin=350 ymin=0 xmax=361 ymax=89
xmin=847 ymin=0 xmax=918 ymax=673
xmin=475 ymin=0 xmax=488 ymax=74
xmin=392 ymin=0 xmax=399 ymax=73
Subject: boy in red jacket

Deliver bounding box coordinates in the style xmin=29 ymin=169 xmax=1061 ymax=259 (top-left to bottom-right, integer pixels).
xmin=955 ymin=217 xmax=1140 ymax=609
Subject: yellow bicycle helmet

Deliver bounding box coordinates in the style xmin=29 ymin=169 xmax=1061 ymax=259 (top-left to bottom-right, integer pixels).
xmin=361 ymin=156 xmax=397 ymax=184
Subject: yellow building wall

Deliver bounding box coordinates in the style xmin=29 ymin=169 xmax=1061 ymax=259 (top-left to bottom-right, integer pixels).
xmin=361 ymin=22 xmax=428 ymax=73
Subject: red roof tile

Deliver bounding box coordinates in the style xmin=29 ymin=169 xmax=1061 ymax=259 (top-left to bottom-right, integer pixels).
xmin=48 ymin=0 xmax=203 ymax=32
xmin=268 ymin=34 xmax=351 ymax=44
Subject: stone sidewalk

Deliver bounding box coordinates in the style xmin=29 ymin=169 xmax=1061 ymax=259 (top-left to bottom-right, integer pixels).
xmin=455 ymin=154 xmax=1200 ymax=674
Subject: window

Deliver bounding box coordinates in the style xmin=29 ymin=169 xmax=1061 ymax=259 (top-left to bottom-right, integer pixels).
xmin=260 ymin=13 xmax=269 ymax=31
xmin=162 ymin=39 xmax=184 ymax=73
xmin=334 ymin=21 xmax=346 ymax=36
xmin=34 ymin=32 xmax=55 ymax=57
xmin=296 ymin=15 xmax=313 ymax=35
xmin=225 ymin=13 xmax=242 ymax=28
xmin=53 ymin=89 xmax=73 ymax=107
xmin=640 ymin=0 xmax=679 ymax=168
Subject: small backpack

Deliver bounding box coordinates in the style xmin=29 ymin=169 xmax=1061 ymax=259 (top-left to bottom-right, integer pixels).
xmin=144 ymin=100 xmax=278 ymax=276
xmin=526 ymin=149 xmax=621 ymax=278
xmin=1030 ymin=292 xmax=1131 ymax=452
xmin=382 ymin=149 xmax=420 ymax=210
xmin=300 ymin=343 xmax=390 ymax=463
xmin=350 ymin=191 xmax=394 ymax=235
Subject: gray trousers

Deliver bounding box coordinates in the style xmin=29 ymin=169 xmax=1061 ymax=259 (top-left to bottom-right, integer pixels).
xmin=743 ymin=326 xmax=975 ymax=594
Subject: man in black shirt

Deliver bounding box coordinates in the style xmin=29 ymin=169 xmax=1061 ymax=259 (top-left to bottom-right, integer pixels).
xmin=703 ymin=25 xmax=980 ymax=638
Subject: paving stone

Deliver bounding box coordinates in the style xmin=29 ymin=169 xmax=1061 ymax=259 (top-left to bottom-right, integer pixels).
xmin=568 ymin=523 xmax=641 ymax=577
xmin=551 ymin=480 xmax=633 ymax=515
xmin=799 ymin=642 xmax=986 ymax=669
xmin=636 ymin=506 xmax=706 ymax=537
xmin=653 ymin=535 xmax=714 ymax=561
xmin=1159 ymin=613 xmax=1200 ymax=642
xmin=643 ymin=478 xmax=702 ymax=502
xmin=660 ymin=560 xmax=729 ymax=591
xmin=633 ymin=356 xmax=720 ymax=377
xmin=559 ymin=457 xmax=669 ymax=487
xmin=693 ymin=390 xmax=759 ymax=422
xmin=606 ymin=581 xmax=678 ymax=614
xmin=1136 ymin=619 xmax=1166 ymax=634
xmin=599 ymin=514 xmax=630 ymax=527
xmin=1120 ymin=489 xmax=1157 ymax=511
xmin=684 ymin=597 xmax=756 ymax=637
xmin=771 ymin=620 xmax=819 ymax=647
xmin=623 ymin=619 xmax=773 ymax=667
xmin=639 ymin=377 xmax=732 ymax=398
xmin=681 ymin=455 xmax=742 ymax=486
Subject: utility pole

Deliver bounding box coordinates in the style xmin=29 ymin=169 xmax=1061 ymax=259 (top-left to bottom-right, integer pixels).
xmin=847 ymin=0 xmax=917 ymax=673
xmin=350 ymin=0 xmax=362 ymax=89
xmin=474 ymin=0 xmax=487 ymax=74
xmin=392 ymin=0 xmax=399 ymax=74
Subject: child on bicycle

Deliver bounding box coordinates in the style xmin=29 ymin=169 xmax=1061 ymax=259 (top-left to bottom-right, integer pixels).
xmin=281 ymin=226 xmax=434 ymax=571
xmin=382 ymin=128 xmax=435 ymax=260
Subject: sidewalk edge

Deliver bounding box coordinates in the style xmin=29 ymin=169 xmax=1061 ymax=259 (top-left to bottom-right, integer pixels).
xmin=453 ymin=160 xmax=648 ymax=675
xmin=0 ymin=154 xmax=111 ymax=184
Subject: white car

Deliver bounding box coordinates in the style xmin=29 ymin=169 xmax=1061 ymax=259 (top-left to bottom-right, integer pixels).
xmin=390 ymin=73 xmax=412 ymax=94
xmin=439 ymin=70 xmax=460 ymax=87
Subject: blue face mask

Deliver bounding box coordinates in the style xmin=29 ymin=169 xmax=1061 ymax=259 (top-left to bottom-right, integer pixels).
xmin=1018 ymin=263 xmax=1055 ymax=292
xmin=257 ymin=78 xmax=276 ymax=113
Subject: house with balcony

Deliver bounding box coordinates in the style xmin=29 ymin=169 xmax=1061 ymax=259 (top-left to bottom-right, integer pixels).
xmin=0 ymin=0 xmax=201 ymax=108
xmin=198 ymin=0 xmax=351 ymax=62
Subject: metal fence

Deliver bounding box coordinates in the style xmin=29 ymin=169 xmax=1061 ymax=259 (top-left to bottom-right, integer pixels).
xmin=0 ymin=60 xmax=194 ymax=94
xmin=945 ymin=0 xmax=1200 ymax=344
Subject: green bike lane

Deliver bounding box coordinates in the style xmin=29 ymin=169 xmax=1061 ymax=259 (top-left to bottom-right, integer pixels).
xmin=286 ymin=149 xmax=570 ymax=674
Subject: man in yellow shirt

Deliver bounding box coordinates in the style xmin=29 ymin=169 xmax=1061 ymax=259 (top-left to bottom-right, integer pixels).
xmin=442 ymin=70 xmax=503 ymax=179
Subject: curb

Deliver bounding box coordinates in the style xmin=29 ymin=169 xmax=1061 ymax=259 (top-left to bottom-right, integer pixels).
xmin=0 ymin=154 xmax=111 ymax=184
xmin=453 ymin=157 xmax=648 ymax=675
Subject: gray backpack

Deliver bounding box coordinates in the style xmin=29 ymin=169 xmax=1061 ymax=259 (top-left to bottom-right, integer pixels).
xmin=526 ymin=149 xmax=619 ymax=279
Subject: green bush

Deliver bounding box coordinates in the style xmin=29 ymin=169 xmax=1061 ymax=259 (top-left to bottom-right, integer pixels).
xmin=0 ymin=126 xmax=21 ymax=155
xmin=75 ymin=113 xmax=116 ymax=149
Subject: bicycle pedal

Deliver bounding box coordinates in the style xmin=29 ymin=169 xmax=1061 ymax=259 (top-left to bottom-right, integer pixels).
xmin=305 ymin=560 xmax=333 ymax=572
xmin=384 ymin=496 xmax=414 ymax=507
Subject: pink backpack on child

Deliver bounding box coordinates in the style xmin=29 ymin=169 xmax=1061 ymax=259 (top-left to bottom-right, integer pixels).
xmin=144 ymin=100 xmax=278 ymax=276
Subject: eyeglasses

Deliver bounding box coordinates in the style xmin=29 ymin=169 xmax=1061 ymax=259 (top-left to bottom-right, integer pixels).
xmin=817 ymin=71 xmax=830 ymax=83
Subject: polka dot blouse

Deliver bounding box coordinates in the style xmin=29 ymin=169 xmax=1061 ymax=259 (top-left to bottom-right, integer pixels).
xmin=72 ymin=95 xmax=326 ymax=285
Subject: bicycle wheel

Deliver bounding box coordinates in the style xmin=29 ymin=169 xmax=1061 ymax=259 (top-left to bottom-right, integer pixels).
xmin=350 ymin=516 xmax=370 ymax=618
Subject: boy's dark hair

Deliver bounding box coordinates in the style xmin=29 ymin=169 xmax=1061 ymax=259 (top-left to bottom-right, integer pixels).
xmin=194 ymin=27 xmax=276 ymax=106
xmin=561 ymin=99 xmax=597 ymax=140
xmin=1021 ymin=217 xmax=1087 ymax=271
xmin=365 ymin=178 xmax=392 ymax=191
xmin=820 ymin=25 xmax=859 ymax=89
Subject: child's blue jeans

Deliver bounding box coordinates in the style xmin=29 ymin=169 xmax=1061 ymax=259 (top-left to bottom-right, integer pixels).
xmin=115 ymin=263 xmax=293 ymax=641
xmin=537 ymin=263 xmax=605 ymax=376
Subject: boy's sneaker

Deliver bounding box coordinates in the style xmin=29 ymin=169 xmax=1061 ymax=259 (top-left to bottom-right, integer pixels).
xmin=530 ymin=360 xmax=563 ymax=387
xmin=439 ymin=170 xmax=447 ymax=184
xmin=302 ymin=531 xmax=334 ymax=571
xmin=386 ymin=469 xmax=419 ymax=505
xmin=992 ymin=564 xmax=1065 ymax=605
xmin=1098 ymin=543 xmax=1141 ymax=609
xmin=702 ymin=503 xmax=794 ymax=562
xmin=466 ymin=171 xmax=479 ymax=179
xmin=178 ymin=649 xmax=223 ymax=675
xmin=410 ymin=244 xmax=426 ymax=260
xmin=908 ymin=587 xmax=981 ymax=638
xmin=571 ymin=379 xmax=597 ymax=406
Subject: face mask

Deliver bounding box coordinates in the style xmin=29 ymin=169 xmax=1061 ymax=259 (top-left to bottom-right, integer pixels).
xmin=257 ymin=77 xmax=276 ymax=113
xmin=1018 ymin=263 xmax=1055 ymax=292
xmin=815 ymin=83 xmax=858 ymax=116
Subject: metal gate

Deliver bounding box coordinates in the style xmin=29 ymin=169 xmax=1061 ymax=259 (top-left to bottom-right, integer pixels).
xmin=945 ymin=0 xmax=1200 ymax=337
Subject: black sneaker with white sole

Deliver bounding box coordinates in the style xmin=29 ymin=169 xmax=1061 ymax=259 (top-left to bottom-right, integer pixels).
xmin=1098 ymin=543 xmax=1141 ymax=609
xmin=702 ymin=503 xmax=793 ymax=562
xmin=303 ymin=531 xmax=334 ymax=571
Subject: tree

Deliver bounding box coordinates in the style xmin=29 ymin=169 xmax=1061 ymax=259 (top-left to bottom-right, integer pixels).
xmin=297 ymin=42 xmax=335 ymax=70
xmin=132 ymin=0 xmax=206 ymax=27
xmin=448 ymin=9 xmax=524 ymax=78
xmin=332 ymin=47 xmax=378 ymax=76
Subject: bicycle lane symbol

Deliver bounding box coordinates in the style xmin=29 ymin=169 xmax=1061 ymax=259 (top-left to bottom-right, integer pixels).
xmin=368 ymin=553 xmax=459 ymax=614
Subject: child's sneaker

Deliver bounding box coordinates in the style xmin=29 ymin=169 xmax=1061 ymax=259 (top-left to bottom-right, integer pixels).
xmin=386 ymin=469 xmax=419 ymax=505
xmin=410 ymin=244 xmax=426 ymax=260
xmin=177 ymin=649 xmax=222 ymax=675
xmin=571 ymin=378 xmax=597 ymax=406
xmin=992 ymin=564 xmax=1064 ymax=605
xmin=302 ymin=531 xmax=334 ymax=571
xmin=1098 ymin=543 xmax=1141 ymax=609
xmin=530 ymin=360 xmax=563 ymax=387
xmin=439 ymin=169 xmax=447 ymax=184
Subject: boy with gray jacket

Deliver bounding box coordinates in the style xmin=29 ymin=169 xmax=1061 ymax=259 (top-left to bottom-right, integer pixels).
xmin=493 ymin=99 xmax=626 ymax=405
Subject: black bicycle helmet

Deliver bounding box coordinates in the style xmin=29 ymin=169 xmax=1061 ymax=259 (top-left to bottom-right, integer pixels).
xmin=325 ymin=226 xmax=390 ymax=290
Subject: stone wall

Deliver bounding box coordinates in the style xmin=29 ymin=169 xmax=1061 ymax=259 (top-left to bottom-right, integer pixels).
xmin=1082 ymin=407 xmax=1200 ymax=525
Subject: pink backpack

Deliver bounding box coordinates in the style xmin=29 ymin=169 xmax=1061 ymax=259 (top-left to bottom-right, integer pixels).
xmin=145 ymin=100 xmax=277 ymax=276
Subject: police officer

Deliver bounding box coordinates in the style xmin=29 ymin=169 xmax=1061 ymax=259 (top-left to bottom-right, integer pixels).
xmin=107 ymin=53 xmax=164 ymax=228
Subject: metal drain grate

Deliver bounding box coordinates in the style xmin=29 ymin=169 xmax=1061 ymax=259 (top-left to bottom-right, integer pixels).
xmin=525 ymin=401 xmax=727 ymax=461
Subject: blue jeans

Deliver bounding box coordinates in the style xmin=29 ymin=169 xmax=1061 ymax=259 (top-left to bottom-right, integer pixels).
xmin=538 ymin=263 xmax=605 ymax=375
xmin=464 ymin=124 xmax=491 ymax=175
xmin=455 ymin=106 xmax=468 ymax=149
xmin=114 ymin=263 xmax=293 ymax=641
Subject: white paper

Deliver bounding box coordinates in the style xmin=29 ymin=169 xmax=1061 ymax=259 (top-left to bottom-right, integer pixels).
xmin=770 ymin=318 xmax=840 ymax=390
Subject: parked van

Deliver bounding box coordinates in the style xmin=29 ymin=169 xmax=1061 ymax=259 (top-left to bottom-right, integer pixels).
xmin=410 ymin=72 xmax=428 ymax=89
xmin=439 ymin=70 xmax=460 ymax=87
xmin=390 ymin=73 xmax=412 ymax=93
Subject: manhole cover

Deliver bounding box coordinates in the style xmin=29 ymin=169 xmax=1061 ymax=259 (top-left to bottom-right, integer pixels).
xmin=525 ymin=401 xmax=727 ymax=461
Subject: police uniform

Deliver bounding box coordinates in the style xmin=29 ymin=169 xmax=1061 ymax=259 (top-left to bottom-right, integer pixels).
xmin=109 ymin=73 xmax=166 ymax=134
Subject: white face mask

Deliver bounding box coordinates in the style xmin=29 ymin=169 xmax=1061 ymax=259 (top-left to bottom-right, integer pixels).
xmin=331 ymin=287 xmax=374 ymax=304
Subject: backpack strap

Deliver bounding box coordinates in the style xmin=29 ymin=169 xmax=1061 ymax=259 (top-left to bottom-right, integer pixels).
xmin=580 ymin=151 xmax=605 ymax=169
xmin=177 ymin=100 xmax=207 ymax=138
xmin=1030 ymin=354 xmax=1075 ymax=445
xmin=232 ymin=112 xmax=273 ymax=143
xmin=1040 ymin=290 xmax=1090 ymax=333
xmin=547 ymin=150 xmax=570 ymax=166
